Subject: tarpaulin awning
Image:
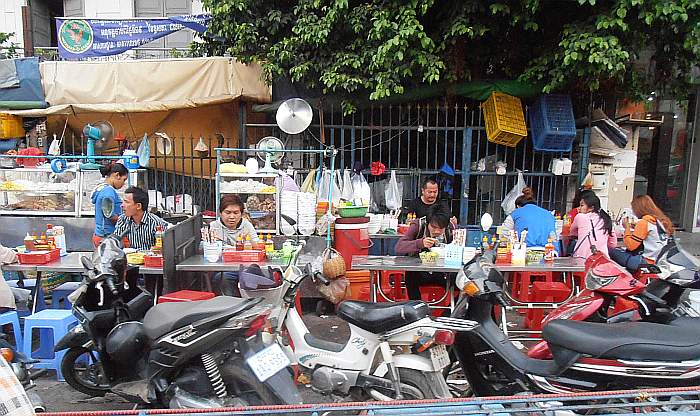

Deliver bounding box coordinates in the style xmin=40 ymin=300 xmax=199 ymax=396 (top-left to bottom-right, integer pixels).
xmin=0 ymin=57 xmax=48 ymax=110
xmin=6 ymin=57 xmax=270 ymax=116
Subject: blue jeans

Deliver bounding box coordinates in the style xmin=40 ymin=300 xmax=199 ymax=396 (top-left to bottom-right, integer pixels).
xmin=610 ymin=248 xmax=646 ymax=273
xmin=212 ymin=271 xmax=240 ymax=296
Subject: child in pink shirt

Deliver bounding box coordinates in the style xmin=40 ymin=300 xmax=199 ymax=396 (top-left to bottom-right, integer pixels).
xmin=570 ymin=193 xmax=616 ymax=258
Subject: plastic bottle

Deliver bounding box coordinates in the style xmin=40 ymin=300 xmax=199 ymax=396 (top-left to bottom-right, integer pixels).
xmin=482 ymin=235 xmax=490 ymax=251
xmin=544 ymin=238 xmax=556 ymax=262
xmin=244 ymin=234 xmax=253 ymax=251
xmin=235 ymin=235 xmax=244 ymax=251
xmin=24 ymin=233 xmax=34 ymax=251
xmin=155 ymin=225 xmax=164 ymax=249
xmin=265 ymin=234 xmax=274 ymax=252
xmin=53 ymin=225 xmax=67 ymax=255
xmin=46 ymin=224 xmax=55 ymax=250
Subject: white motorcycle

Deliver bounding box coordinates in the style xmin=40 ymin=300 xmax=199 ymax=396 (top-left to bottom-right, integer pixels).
xmin=238 ymin=244 xmax=474 ymax=401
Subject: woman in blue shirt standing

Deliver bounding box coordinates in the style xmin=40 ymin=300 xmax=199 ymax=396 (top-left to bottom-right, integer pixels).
xmin=504 ymin=187 xmax=556 ymax=247
xmin=91 ymin=163 xmax=128 ymax=247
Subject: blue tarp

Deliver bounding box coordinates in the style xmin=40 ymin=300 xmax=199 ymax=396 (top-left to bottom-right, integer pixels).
xmin=0 ymin=58 xmax=47 ymax=109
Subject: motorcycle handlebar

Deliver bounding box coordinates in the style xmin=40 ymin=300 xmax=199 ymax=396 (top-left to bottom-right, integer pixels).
xmin=494 ymin=292 xmax=510 ymax=308
xmin=103 ymin=276 xmax=119 ymax=296
xmin=313 ymin=271 xmax=330 ymax=286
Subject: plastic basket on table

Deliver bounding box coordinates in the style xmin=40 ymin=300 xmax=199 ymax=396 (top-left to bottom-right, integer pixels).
xmin=444 ymin=244 xmax=464 ymax=267
xmin=529 ymin=94 xmax=576 ymax=152
xmin=481 ymin=91 xmax=527 ymax=147
xmin=18 ymin=249 xmax=60 ymax=265
xmin=144 ymin=254 xmax=164 ymax=268
xmin=222 ymin=250 xmax=266 ymax=263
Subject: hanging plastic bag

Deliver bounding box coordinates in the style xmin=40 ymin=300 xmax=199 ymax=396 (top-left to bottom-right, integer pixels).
xmin=317 ymin=276 xmax=350 ymax=304
xmin=341 ymin=169 xmax=354 ymax=201
xmin=301 ymin=168 xmax=317 ymax=193
xmin=384 ymin=170 xmax=402 ymax=211
xmin=137 ymin=133 xmax=150 ymax=168
xmin=317 ymin=169 xmax=341 ymax=206
xmin=351 ymin=171 xmax=371 ymax=206
xmin=501 ymin=171 xmax=526 ymax=215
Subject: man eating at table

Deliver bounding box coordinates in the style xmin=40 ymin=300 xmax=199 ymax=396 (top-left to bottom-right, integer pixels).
xmin=395 ymin=206 xmax=455 ymax=300
xmin=113 ymin=186 xmax=170 ymax=251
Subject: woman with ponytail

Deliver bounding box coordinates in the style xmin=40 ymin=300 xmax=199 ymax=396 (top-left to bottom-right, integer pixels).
xmin=91 ymin=163 xmax=129 ymax=247
xmin=570 ymin=193 xmax=616 ymax=258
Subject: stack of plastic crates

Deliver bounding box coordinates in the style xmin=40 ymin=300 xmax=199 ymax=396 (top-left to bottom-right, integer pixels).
xmin=481 ymin=91 xmax=527 ymax=147
xmin=529 ymin=94 xmax=577 ymax=152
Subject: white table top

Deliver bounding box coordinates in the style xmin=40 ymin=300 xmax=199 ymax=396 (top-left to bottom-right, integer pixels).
xmin=351 ymin=255 xmax=463 ymax=273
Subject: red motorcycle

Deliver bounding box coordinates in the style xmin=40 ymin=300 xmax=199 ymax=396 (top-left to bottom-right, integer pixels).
xmin=528 ymin=241 xmax=699 ymax=359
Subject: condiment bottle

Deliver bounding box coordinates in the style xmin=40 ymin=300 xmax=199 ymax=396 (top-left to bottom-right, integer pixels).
xmin=154 ymin=225 xmax=164 ymax=249
xmin=24 ymin=233 xmax=34 ymax=251
xmin=235 ymin=235 xmax=244 ymax=251
xmin=46 ymin=224 xmax=55 ymax=250
xmin=544 ymin=238 xmax=556 ymax=262
xmin=244 ymin=234 xmax=253 ymax=251
xmin=265 ymin=234 xmax=274 ymax=252
xmin=481 ymin=235 xmax=490 ymax=251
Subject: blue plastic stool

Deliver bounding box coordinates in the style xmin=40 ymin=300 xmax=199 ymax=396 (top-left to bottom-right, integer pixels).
xmin=22 ymin=309 xmax=77 ymax=381
xmin=7 ymin=278 xmax=36 ymax=288
xmin=0 ymin=310 xmax=22 ymax=350
xmin=51 ymin=282 xmax=80 ymax=310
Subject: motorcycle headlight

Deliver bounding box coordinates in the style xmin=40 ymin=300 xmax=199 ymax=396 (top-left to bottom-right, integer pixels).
xmin=585 ymin=269 xmax=616 ymax=290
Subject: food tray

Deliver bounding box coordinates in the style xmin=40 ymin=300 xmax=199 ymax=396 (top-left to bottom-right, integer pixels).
xmin=223 ymin=249 xmax=266 ymax=262
xmin=481 ymin=91 xmax=527 ymax=147
xmin=18 ymin=248 xmax=60 ymax=265
xmin=144 ymin=254 xmax=164 ymax=268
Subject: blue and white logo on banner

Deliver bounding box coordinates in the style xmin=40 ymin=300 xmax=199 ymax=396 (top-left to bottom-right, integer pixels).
xmin=56 ymin=14 xmax=210 ymax=59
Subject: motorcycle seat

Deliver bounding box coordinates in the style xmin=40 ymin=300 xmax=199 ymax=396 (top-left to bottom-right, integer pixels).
xmin=543 ymin=319 xmax=700 ymax=361
xmin=336 ymin=300 xmax=429 ymax=333
xmin=143 ymin=296 xmax=251 ymax=340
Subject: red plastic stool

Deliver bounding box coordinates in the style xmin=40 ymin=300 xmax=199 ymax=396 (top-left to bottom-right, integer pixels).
xmin=379 ymin=271 xmax=408 ymax=302
xmin=525 ymin=282 xmax=571 ymax=330
xmin=510 ymin=272 xmax=556 ymax=314
xmin=158 ymin=290 xmax=216 ymax=303
xmin=419 ymin=284 xmax=451 ymax=317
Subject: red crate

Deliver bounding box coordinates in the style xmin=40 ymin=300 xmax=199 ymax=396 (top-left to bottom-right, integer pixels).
xmin=158 ymin=290 xmax=215 ymax=303
xmin=222 ymin=249 xmax=266 ymax=263
xmin=144 ymin=254 xmax=163 ymax=268
xmin=18 ymin=248 xmax=60 ymax=265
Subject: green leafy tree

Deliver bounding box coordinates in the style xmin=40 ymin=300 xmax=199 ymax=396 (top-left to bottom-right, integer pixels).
xmin=196 ymin=0 xmax=700 ymax=112
xmin=0 ymin=32 xmax=19 ymax=59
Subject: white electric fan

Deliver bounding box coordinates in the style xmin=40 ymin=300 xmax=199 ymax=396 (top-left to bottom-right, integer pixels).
xmin=81 ymin=121 xmax=114 ymax=170
xmin=256 ymin=136 xmax=285 ymax=174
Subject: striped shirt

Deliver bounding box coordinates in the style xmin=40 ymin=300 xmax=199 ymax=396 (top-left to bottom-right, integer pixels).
xmin=113 ymin=212 xmax=170 ymax=251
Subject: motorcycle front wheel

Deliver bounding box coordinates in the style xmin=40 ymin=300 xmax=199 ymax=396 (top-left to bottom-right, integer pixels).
xmin=61 ymin=347 xmax=111 ymax=397
xmin=219 ymin=361 xmax=285 ymax=405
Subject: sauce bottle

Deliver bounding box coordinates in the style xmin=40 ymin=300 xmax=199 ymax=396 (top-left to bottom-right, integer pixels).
xmin=235 ymin=235 xmax=244 ymax=251
xmin=265 ymin=234 xmax=274 ymax=252
xmin=244 ymin=234 xmax=253 ymax=251
xmin=46 ymin=224 xmax=55 ymax=250
xmin=24 ymin=233 xmax=34 ymax=251
xmin=544 ymin=238 xmax=556 ymax=262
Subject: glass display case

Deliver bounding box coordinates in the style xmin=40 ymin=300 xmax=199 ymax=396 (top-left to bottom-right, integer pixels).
xmin=217 ymin=172 xmax=279 ymax=234
xmin=0 ymin=168 xmax=79 ymax=216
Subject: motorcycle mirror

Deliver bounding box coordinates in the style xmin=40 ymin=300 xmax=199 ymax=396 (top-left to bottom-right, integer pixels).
xmin=480 ymin=213 xmax=493 ymax=232
xmin=81 ymin=256 xmax=95 ymax=271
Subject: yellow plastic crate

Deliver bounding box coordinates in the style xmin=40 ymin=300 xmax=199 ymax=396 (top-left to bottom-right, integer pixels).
xmin=481 ymin=91 xmax=527 ymax=147
xmin=0 ymin=113 xmax=24 ymax=139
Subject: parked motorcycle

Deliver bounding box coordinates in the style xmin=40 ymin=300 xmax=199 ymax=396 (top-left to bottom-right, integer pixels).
xmin=528 ymin=238 xmax=700 ymax=359
xmin=0 ymin=338 xmax=45 ymax=412
xmin=237 ymin=241 xmax=473 ymax=401
xmin=55 ymin=235 xmax=302 ymax=408
xmin=450 ymin=251 xmax=700 ymax=397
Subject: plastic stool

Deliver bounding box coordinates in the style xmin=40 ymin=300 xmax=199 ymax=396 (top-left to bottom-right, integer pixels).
xmin=420 ymin=284 xmax=451 ymax=317
xmin=22 ymin=309 xmax=77 ymax=380
xmin=158 ymin=290 xmax=215 ymax=303
xmin=0 ymin=310 xmax=22 ymax=350
xmin=525 ymin=282 xmax=571 ymax=330
xmin=51 ymin=282 xmax=81 ymax=309
xmin=380 ymin=271 xmax=408 ymax=302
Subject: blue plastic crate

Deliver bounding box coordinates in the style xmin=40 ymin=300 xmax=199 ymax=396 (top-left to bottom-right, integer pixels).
xmin=529 ymin=94 xmax=576 ymax=152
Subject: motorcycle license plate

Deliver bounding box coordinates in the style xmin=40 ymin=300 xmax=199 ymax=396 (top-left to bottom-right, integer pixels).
xmin=246 ymin=343 xmax=291 ymax=382
xmin=430 ymin=344 xmax=451 ymax=370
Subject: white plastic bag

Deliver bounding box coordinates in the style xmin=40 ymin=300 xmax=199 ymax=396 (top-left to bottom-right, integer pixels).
xmin=385 ymin=170 xmax=402 ymax=211
xmin=501 ymin=171 xmax=526 ymax=215
xmin=341 ymin=169 xmax=354 ymax=201
xmin=137 ymin=133 xmax=150 ymax=168
xmin=301 ymin=168 xmax=317 ymax=193
xmin=351 ymin=172 xmax=371 ymax=206
xmin=317 ymin=169 xmax=341 ymax=206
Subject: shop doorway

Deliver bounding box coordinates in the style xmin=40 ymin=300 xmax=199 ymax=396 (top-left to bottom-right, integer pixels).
xmin=634 ymin=98 xmax=694 ymax=226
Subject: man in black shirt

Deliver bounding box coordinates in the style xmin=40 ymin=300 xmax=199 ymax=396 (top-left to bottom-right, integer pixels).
xmin=404 ymin=178 xmax=457 ymax=225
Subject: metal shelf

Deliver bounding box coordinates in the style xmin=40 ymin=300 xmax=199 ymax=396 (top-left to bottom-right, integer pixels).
xmin=0 ymin=209 xmax=77 ymax=216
